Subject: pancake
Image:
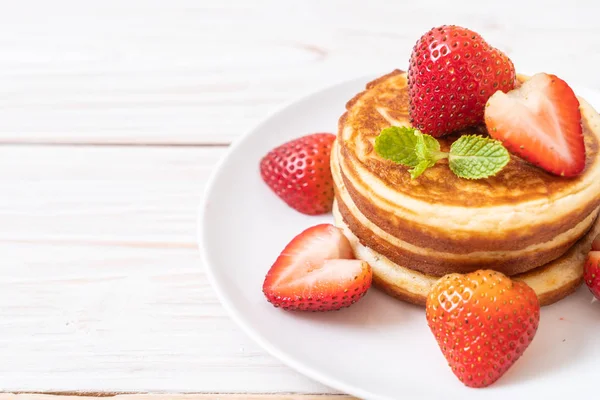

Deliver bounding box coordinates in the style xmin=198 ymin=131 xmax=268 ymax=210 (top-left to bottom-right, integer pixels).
xmin=333 ymin=142 xmax=600 ymax=275
xmin=335 ymin=70 xmax=600 ymax=277
xmin=333 ymin=200 xmax=600 ymax=307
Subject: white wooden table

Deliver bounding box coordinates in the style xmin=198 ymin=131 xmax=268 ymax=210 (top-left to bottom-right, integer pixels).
xmin=2 ymin=1 xmax=599 ymax=399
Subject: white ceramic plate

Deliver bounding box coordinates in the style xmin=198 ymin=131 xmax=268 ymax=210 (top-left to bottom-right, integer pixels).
xmin=200 ymin=74 xmax=600 ymax=400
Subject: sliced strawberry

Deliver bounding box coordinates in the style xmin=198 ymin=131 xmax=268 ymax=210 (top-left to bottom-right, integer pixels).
xmin=485 ymin=73 xmax=585 ymax=177
xmin=263 ymin=224 xmax=372 ymax=311
xmin=592 ymin=233 xmax=600 ymax=251
xmin=584 ymin=251 xmax=600 ymax=300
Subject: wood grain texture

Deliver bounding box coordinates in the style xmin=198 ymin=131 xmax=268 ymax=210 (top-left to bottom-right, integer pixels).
xmin=1 ymin=395 xmax=356 ymax=400
xmin=0 ymin=146 xmax=333 ymax=394
xmin=0 ymin=0 xmax=599 ymax=145
xmin=3 ymin=0 xmax=600 ymax=396
xmin=0 ymin=145 xmax=222 ymax=245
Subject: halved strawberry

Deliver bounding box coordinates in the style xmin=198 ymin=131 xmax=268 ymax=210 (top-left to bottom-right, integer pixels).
xmin=263 ymin=224 xmax=372 ymax=311
xmin=584 ymin=251 xmax=600 ymax=300
xmin=592 ymin=233 xmax=600 ymax=251
xmin=485 ymin=73 xmax=585 ymax=177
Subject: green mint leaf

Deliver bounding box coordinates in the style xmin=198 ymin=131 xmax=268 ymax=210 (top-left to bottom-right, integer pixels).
xmin=409 ymin=159 xmax=436 ymax=179
xmin=374 ymin=126 xmax=421 ymax=167
xmin=375 ymin=127 xmax=448 ymax=179
xmin=409 ymin=133 xmax=446 ymax=179
xmin=448 ymin=135 xmax=510 ymax=179
xmin=375 ymin=128 xmax=508 ymax=181
xmin=414 ymin=133 xmax=441 ymax=160
xmin=415 ymin=133 xmax=447 ymax=164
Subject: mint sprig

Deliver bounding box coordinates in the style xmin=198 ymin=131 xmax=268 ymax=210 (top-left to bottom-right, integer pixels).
xmin=374 ymin=127 xmax=509 ymax=180
xmin=449 ymin=135 xmax=511 ymax=179
xmin=374 ymin=126 xmax=422 ymax=167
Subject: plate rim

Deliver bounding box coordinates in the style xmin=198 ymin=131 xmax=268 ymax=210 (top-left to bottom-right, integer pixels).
xmin=198 ymin=73 xmax=385 ymax=399
xmin=198 ymin=73 xmax=600 ymax=400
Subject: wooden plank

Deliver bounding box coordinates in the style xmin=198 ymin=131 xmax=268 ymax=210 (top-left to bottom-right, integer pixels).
xmin=0 ymin=0 xmax=598 ymax=145
xmin=0 ymin=244 xmax=334 ymax=393
xmin=1 ymin=395 xmax=356 ymax=400
xmin=0 ymin=145 xmax=224 ymax=246
xmin=0 ymin=146 xmax=335 ymax=393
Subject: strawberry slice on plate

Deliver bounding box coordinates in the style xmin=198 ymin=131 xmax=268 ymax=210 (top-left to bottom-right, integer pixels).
xmin=485 ymin=73 xmax=586 ymax=177
xmin=584 ymin=250 xmax=600 ymax=300
xmin=263 ymin=224 xmax=372 ymax=311
xmin=592 ymin=233 xmax=600 ymax=251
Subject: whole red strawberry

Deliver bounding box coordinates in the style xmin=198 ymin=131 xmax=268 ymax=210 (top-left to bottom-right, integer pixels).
xmin=408 ymin=25 xmax=516 ymax=137
xmin=584 ymin=250 xmax=600 ymax=300
xmin=263 ymin=224 xmax=373 ymax=311
xmin=426 ymin=270 xmax=540 ymax=388
xmin=260 ymin=133 xmax=336 ymax=215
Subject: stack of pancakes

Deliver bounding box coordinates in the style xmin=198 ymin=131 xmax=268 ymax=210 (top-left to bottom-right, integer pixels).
xmin=332 ymin=70 xmax=600 ymax=306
